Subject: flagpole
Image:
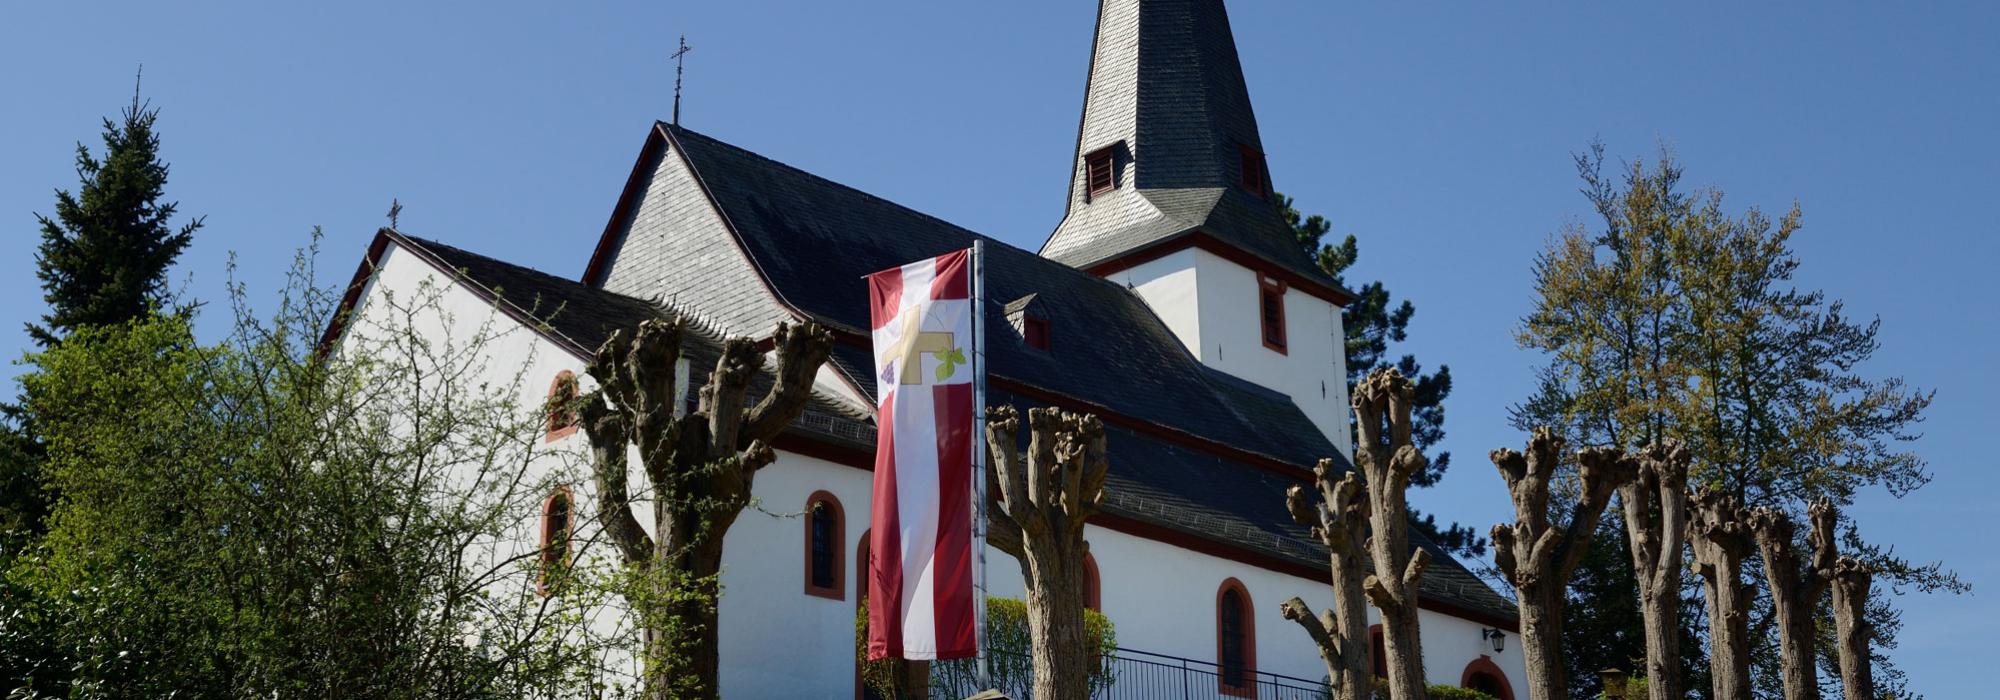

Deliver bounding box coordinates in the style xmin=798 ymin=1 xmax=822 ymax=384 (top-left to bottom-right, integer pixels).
xmin=970 ymin=240 xmax=992 ymax=690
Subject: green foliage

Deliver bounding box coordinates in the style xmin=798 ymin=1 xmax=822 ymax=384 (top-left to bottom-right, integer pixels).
xmin=1362 ymin=678 xmax=1496 ymax=700
xmin=857 ymin=596 xmax=1117 ymax=698
xmin=1427 ymin=684 xmax=1499 ymax=700
xmin=1 ymin=243 xmax=620 ymax=698
xmin=28 ymin=88 xmax=199 ymax=348
xmin=1278 ymin=194 xmax=1478 ymax=559
xmin=1514 ymin=142 xmax=1956 ymax=699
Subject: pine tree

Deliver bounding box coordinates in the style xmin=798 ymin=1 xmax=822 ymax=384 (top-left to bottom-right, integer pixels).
xmin=28 ymin=85 xmax=200 ymax=347
xmin=1278 ymin=195 xmax=1479 ymax=557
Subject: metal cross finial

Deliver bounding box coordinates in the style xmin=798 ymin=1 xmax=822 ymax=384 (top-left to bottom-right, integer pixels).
xmin=671 ymin=34 xmax=693 ymax=125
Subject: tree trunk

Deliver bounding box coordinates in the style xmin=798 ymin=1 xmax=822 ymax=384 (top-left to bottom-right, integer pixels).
xmin=1490 ymin=430 xmax=1636 ymax=700
xmin=1023 ymin=545 xmax=1090 ymax=700
xmin=1689 ymin=487 xmax=1753 ymax=700
xmin=1617 ymin=440 xmax=1689 ymax=700
xmin=1831 ymin=557 xmax=1874 ymax=700
xmin=1749 ymin=501 xmax=1837 ymax=700
xmin=1352 ymin=369 xmax=1431 ymax=700
xmin=984 ymin=406 xmax=1110 ymax=700
xmin=581 ymin=319 xmax=834 ymax=700
xmin=1282 ymin=461 xmax=1372 ymax=700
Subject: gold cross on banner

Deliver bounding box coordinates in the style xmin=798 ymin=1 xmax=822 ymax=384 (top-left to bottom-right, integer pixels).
xmin=881 ymin=313 xmax=956 ymax=386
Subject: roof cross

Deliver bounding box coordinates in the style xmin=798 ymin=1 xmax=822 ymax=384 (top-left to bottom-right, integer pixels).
xmin=671 ymin=34 xmax=693 ymax=125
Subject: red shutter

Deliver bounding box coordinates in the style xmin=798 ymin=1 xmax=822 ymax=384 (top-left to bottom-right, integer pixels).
xmin=1085 ymin=148 xmax=1117 ymax=197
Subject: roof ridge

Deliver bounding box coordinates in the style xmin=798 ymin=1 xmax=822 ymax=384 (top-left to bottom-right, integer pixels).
xmin=662 ymin=123 xmax=999 ymax=246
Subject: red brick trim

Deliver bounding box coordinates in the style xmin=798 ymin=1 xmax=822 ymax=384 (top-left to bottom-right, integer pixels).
xmin=1369 ymin=624 xmax=1386 ymax=678
xmin=1461 ymin=655 xmax=1514 ymax=700
xmin=1258 ymin=273 xmax=1288 ymax=354
xmin=545 ymin=370 xmax=581 ymax=442
xmin=538 ymin=485 xmax=575 ymax=597
xmin=1083 ymin=551 xmax=1102 ymax=611
xmin=1215 ymin=577 xmax=1257 ymax=697
xmin=1084 ymin=230 xmax=1356 ymax=307
xmin=804 ymin=490 xmax=847 ymax=600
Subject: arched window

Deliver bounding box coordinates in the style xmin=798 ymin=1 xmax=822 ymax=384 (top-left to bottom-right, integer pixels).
xmin=545 ymin=371 xmax=580 ymax=441
xmin=1460 ymin=655 xmax=1514 ymax=700
xmin=538 ymin=486 xmax=574 ymax=596
xmin=804 ymin=491 xmax=845 ymax=600
xmin=1082 ymin=552 xmax=1101 ymax=611
xmin=1370 ymin=624 xmax=1387 ymax=678
xmin=1215 ymin=578 xmax=1257 ymax=697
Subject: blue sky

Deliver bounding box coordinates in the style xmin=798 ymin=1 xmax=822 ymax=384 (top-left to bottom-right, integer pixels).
xmin=3 ymin=1 xmax=1994 ymax=694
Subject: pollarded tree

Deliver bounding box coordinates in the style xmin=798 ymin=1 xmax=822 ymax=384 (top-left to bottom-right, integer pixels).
xmin=1748 ymin=502 xmax=1837 ymax=700
xmin=1829 ymin=555 xmax=1875 ymax=700
xmin=1489 ymin=428 xmax=1635 ymax=700
xmin=1689 ymin=486 xmax=1756 ymax=700
xmin=1352 ymin=368 xmax=1431 ymax=700
xmin=1618 ymin=440 xmax=1690 ymax=700
xmin=579 ymin=318 xmax=833 ymax=700
xmin=983 ymin=405 xmax=1111 ymax=700
xmin=1280 ymin=459 xmax=1371 ymax=700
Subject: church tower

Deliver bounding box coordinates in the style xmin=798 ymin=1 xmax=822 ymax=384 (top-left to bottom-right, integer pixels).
xmin=1044 ymin=0 xmax=1356 ymax=449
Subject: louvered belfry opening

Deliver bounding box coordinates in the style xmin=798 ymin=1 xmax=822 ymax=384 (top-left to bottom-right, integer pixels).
xmin=1085 ymin=147 xmax=1117 ymax=198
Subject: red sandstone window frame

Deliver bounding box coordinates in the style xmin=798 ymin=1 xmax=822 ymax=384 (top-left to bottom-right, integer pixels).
xmin=538 ymin=485 xmax=574 ymax=597
xmin=1369 ymin=624 xmax=1387 ymax=678
xmin=545 ymin=370 xmax=580 ymax=442
xmin=804 ymin=490 xmax=846 ymax=600
xmin=1083 ymin=552 xmax=1102 ymax=611
xmin=1023 ymin=315 xmax=1052 ymax=352
xmin=1239 ymin=145 xmax=1267 ymax=196
xmin=1460 ymin=655 xmax=1515 ymax=700
xmin=1258 ymin=274 xmax=1288 ymax=354
xmin=1215 ymin=577 xmax=1258 ymax=697
xmin=1085 ymin=147 xmax=1118 ymax=199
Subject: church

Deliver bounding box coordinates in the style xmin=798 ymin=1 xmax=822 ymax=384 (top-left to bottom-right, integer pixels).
xmin=328 ymin=0 xmax=1524 ymax=697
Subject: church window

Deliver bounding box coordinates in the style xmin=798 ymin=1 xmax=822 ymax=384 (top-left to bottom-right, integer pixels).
xmin=1023 ymin=315 xmax=1052 ymax=352
xmin=1259 ymin=275 xmax=1288 ymax=353
xmin=1216 ymin=578 xmax=1256 ymax=696
xmin=1085 ymin=147 xmax=1118 ymax=198
xmin=1239 ymin=145 xmax=1267 ymax=195
xmin=545 ymin=370 xmax=580 ymax=441
xmin=1083 ymin=551 xmax=1101 ymax=610
xmin=804 ymin=491 xmax=846 ymax=600
xmin=1370 ymin=624 xmax=1387 ymax=678
xmin=538 ymin=486 xmax=573 ymax=596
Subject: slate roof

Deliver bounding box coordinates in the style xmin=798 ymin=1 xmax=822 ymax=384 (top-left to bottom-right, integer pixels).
xmin=1040 ymin=0 xmax=1337 ymax=290
xmin=388 ymin=230 xmax=874 ymax=449
xmin=650 ymin=124 xmax=1515 ymax=623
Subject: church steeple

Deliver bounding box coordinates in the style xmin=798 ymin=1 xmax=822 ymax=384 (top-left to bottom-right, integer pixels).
xmin=1041 ymin=0 xmax=1334 ymax=290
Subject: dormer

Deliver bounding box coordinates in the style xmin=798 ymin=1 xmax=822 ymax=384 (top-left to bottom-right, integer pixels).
xmin=1004 ymin=293 xmax=1053 ymax=353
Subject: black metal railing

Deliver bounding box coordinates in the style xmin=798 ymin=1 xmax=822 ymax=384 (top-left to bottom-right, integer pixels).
xmin=928 ymin=647 xmax=1331 ymax=700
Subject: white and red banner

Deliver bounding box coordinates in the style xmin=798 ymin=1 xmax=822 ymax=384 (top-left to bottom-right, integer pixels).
xmin=866 ymin=249 xmax=978 ymax=661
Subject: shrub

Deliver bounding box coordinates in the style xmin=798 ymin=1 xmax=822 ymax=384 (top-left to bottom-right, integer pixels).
xmin=857 ymin=595 xmax=1116 ymax=698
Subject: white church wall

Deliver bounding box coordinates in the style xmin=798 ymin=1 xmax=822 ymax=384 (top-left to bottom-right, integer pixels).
xmin=337 ymin=242 xmax=658 ymax=689
xmin=1190 ymin=248 xmax=1350 ymax=455
xmin=1106 ymin=244 xmax=1353 ymax=457
xmin=1102 ymin=247 xmax=1205 ymax=356
xmin=345 ymin=240 xmax=1518 ymax=699
xmin=720 ymin=451 xmax=1526 ymax=699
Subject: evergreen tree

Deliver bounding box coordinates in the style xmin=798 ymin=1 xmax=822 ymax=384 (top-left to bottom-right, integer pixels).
xmin=28 ymin=86 xmax=200 ymax=347
xmin=4 ymin=85 xmax=199 ymax=545
xmin=1277 ymin=195 xmax=1480 ymax=557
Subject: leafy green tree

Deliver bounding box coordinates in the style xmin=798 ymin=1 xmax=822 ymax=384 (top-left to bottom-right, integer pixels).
xmin=4 ymin=83 xmax=200 ymax=574
xmin=4 ymin=245 xmax=622 ymax=698
xmin=1278 ymin=195 xmax=1479 ymax=557
xmin=1512 ymin=143 xmax=1961 ymax=699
